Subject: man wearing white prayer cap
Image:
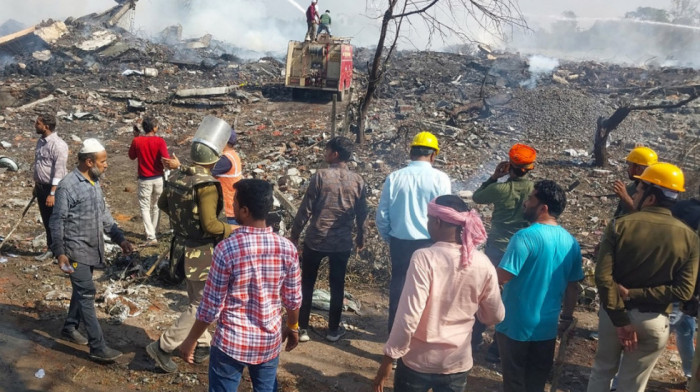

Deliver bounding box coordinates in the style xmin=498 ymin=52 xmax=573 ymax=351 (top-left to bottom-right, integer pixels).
xmin=49 ymin=138 xmax=134 ymax=362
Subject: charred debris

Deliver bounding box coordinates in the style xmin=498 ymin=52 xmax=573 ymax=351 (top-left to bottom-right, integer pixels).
xmin=1 ymin=3 xmax=699 ymax=283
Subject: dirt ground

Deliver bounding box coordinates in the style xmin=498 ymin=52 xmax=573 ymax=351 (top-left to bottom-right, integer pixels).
xmin=0 ymin=91 xmax=696 ymax=391
xmin=0 ymin=256 xmax=691 ymax=392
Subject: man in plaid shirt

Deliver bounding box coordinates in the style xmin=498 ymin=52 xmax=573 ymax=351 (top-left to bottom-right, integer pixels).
xmin=180 ymin=179 xmax=302 ymax=391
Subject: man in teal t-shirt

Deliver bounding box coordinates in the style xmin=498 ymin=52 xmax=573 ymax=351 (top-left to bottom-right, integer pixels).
xmin=496 ymin=180 xmax=583 ymax=392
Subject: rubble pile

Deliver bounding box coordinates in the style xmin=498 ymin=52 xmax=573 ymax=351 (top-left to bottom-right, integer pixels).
xmin=0 ymin=14 xmax=698 ymax=279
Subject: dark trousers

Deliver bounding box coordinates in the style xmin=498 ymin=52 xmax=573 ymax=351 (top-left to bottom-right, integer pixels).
xmin=472 ymin=245 xmax=505 ymax=354
xmin=63 ymin=262 xmax=106 ymax=351
xmin=394 ymin=359 xmax=468 ymax=392
xmin=388 ymin=237 xmax=432 ymax=333
xmin=299 ymin=245 xmax=351 ymax=331
xmin=496 ymin=332 xmax=556 ymax=392
xmin=35 ymin=183 xmax=54 ymax=248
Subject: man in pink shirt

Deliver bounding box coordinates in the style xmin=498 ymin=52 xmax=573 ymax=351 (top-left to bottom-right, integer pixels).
xmin=373 ymin=195 xmax=505 ymax=391
xmin=128 ymin=115 xmax=169 ymax=246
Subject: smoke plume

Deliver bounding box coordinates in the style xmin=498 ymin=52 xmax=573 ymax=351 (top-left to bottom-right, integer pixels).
xmin=3 ymin=0 xmax=696 ymax=67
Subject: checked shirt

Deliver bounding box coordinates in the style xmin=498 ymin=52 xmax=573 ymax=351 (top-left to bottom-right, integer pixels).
xmin=196 ymin=226 xmax=302 ymax=364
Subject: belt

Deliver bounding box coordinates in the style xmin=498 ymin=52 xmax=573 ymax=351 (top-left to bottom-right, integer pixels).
xmin=625 ymin=305 xmax=669 ymax=315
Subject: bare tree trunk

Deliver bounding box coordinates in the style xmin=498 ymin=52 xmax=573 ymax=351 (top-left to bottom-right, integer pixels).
xmin=356 ymin=3 xmax=397 ymax=144
xmin=593 ymin=117 xmax=611 ymax=167
xmin=353 ymin=0 xmax=525 ymax=143
xmin=592 ymin=93 xmax=698 ymax=166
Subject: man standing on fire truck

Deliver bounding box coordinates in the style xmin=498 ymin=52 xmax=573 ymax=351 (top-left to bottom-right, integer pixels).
xmin=305 ymin=0 xmax=319 ymax=42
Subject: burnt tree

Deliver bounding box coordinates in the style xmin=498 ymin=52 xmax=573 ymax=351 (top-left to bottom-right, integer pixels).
xmin=593 ymin=93 xmax=699 ymax=167
xmin=355 ymin=0 xmax=524 ymax=143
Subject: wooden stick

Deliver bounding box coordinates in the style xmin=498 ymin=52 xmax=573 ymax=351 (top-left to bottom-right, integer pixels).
xmin=274 ymin=188 xmax=298 ymax=218
xmin=0 ymin=196 xmax=36 ymax=253
xmin=331 ymin=93 xmax=337 ymax=137
xmin=72 ymin=366 xmax=85 ymax=381
xmin=0 ymin=26 xmax=36 ymax=45
xmin=145 ymin=249 xmax=169 ymax=277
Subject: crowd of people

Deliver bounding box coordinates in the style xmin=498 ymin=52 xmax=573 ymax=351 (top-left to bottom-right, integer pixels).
xmin=30 ymin=110 xmax=700 ymax=391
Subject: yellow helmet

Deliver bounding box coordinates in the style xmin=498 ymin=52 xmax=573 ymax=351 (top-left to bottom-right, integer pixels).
xmin=626 ymin=146 xmax=658 ymax=166
xmin=411 ymin=131 xmax=439 ymax=154
xmin=634 ymin=162 xmax=685 ymax=193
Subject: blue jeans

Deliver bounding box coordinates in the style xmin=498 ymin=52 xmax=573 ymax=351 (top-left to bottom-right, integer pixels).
xmin=226 ymin=217 xmax=239 ymax=225
xmin=670 ymin=303 xmax=696 ymax=377
xmin=317 ymin=24 xmax=331 ymax=36
xmin=209 ymin=346 xmax=279 ymax=392
xmin=394 ymin=359 xmax=468 ymax=392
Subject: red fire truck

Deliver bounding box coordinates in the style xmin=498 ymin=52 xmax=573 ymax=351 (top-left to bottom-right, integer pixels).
xmin=285 ymin=36 xmax=353 ymax=101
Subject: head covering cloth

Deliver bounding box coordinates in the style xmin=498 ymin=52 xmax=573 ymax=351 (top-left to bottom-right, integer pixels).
xmin=427 ymin=199 xmax=487 ymax=268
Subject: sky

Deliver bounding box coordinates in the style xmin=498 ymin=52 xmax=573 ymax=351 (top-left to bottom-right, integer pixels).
xmin=0 ymin=0 xmax=681 ymax=53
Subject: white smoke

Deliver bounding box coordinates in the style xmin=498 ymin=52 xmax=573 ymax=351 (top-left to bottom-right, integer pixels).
xmin=3 ymin=0 xmax=695 ymax=67
xmin=520 ymin=55 xmax=559 ymax=89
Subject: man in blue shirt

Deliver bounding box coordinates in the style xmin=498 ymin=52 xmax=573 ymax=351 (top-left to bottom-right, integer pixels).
xmin=496 ymin=180 xmax=583 ymax=392
xmin=376 ymin=131 xmax=451 ymax=336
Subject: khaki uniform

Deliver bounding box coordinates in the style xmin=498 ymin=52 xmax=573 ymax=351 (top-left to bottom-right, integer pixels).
xmin=588 ymin=206 xmax=700 ymax=392
xmin=157 ymin=165 xmax=231 ymax=353
xmin=688 ymin=226 xmax=700 ymax=392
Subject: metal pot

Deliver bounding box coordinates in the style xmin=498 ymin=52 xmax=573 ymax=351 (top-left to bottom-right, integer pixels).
xmin=192 ymin=115 xmax=232 ymax=157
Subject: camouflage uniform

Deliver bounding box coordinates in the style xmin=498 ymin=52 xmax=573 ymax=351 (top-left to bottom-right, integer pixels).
xmin=156 ymin=164 xmax=230 ymax=354
xmin=161 ymin=165 xmax=225 ymax=283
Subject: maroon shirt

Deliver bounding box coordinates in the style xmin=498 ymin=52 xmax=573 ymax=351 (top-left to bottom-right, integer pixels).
xmin=306 ymin=3 xmax=317 ymax=22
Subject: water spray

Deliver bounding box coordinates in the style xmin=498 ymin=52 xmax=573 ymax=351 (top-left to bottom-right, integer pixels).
xmin=284 ymin=0 xmax=306 ymax=14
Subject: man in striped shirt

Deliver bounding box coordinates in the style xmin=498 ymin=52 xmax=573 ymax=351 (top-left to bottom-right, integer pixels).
xmin=33 ymin=112 xmax=68 ymax=261
xmin=180 ymin=179 xmax=302 ymax=391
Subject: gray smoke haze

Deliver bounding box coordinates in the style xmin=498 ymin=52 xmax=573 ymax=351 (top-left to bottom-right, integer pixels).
xmin=4 ymin=0 xmax=695 ymax=66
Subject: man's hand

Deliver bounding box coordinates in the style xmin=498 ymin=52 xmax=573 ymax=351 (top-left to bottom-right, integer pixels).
xmin=617 ymin=283 xmax=630 ymax=301
xmin=120 ymin=240 xmax=134 ymax=255
xmin=162 ymin=153 xmax=181 ymax=170
xmin=558 ymin=317 xmax=575 ymax=338
xmin=616 ymin=324 xmax=638 ymax=352
xmin=57 ymin=255 xmax=73 ymax=274
xmin=373 ymin=356 xmax=394 ymax=392
xmin=180 ymin=336 xmax=197 ymax=364
xmin=612 ymin=180 xmax=628 ymax=198
xmin=490 ymin=161 xmax=510 ymax=180
xmin=282 ymin=326 xmax=299 ymax=352
xmin=45 ymin=195 xmax=55 ymax=207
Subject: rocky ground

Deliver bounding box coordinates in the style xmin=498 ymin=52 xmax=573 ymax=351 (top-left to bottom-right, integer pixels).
xmin=1 ymin=8 xmax=699 ymax=392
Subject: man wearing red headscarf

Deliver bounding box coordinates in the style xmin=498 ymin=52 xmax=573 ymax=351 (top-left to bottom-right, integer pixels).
xmin=373 ymin=195 xmax=504 ymax=392
xmin=471 ymin=143 xmax=537 ymax=360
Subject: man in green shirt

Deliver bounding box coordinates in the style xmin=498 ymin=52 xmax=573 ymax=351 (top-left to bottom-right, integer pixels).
xmin=588 ymin=162 xmax=699 ymax=392
xmin=613 ymin=146 xmax=658 ymax=217
xmin=471 ymin=143 xmax=536 ymax=360
xmin=317 ymin=10 xmax=331 ymax=36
